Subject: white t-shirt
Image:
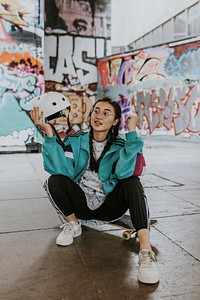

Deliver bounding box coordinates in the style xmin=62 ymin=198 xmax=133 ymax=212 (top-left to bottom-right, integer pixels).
xmin=78 ymin=139 xmax=107 ymax=210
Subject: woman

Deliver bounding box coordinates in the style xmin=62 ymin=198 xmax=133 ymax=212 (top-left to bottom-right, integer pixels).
xmin=30 ymin=95 xmax=159 ymax=285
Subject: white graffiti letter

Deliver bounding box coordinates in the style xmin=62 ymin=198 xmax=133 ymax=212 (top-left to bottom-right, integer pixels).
xmin=73 ymin=37 xmax=97 ymax=85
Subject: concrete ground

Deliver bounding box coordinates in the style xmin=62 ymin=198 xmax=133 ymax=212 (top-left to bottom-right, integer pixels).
xmin=0 ymin=138 xmax=200 ymax=300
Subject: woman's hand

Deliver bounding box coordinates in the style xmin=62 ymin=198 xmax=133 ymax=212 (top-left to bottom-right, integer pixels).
xmin=125 ymin=114 xmax=139 ymax=132
xmin=30 ymin=107 xmax=54 ymax=137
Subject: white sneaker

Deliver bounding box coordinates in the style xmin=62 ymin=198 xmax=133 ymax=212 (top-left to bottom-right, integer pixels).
xmin=56 ymin=221 xmax=82 ymax=246
xmin=138 ymin=249 xmax=160 ymax=284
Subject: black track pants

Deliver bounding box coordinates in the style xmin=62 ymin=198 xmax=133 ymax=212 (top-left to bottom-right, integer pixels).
xmin=46 ymin=175 xmax=150 ymax=231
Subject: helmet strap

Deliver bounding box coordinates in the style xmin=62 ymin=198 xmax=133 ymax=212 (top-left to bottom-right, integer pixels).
xmin=47 ymin=115 xmax=72 ymax=150
xmin=48 ymin=123 xmax=66 ymax=149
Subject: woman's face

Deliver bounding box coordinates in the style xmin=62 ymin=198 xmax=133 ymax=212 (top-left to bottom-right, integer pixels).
xmin=90 ymin=101 xmax=119 ymax=134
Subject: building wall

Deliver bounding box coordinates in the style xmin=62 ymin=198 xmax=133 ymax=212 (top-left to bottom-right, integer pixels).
xmin=111 ymin=0 xmax=199 ymax=48
xmin=130 ymin=1 xmax=200 ymax=51
xmin=97 ymin=38 xmax=200 ymax=140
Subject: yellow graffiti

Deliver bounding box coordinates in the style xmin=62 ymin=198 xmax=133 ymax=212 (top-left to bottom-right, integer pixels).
xmin=68 ymin=94 xmax=92 ymax=125
xmin=0 ymin=0 xmax=29 ymax=27
xmin=53 ymin=94 xmax=92 ymax=127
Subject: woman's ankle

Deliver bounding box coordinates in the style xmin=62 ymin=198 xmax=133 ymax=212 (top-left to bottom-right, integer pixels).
xmin=66 ymin=213 xmax=78 ymax=224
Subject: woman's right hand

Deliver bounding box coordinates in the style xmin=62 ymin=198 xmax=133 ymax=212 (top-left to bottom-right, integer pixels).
xmin=30 ymin=107 xmax=54 ymax=137
xmin=125 ymin=114 xmax=139 ymax=132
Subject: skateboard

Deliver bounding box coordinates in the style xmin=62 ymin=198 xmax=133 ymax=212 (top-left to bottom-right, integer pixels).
xmin=109 ymin=215 xmax=158 ymax=240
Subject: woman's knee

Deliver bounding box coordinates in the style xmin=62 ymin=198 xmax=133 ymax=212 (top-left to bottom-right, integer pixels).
xmin=120 ymin=176 xmax=145 ymax=197
xmin=121 ymin=176 xmax=141 ymax=187
xmin=48 ymin=175 xmax=76 ymax=194
xmin=48 ymin=175 xmax=65 ymax=193
xmin=48 ymin=174 xmax=61 ymax=186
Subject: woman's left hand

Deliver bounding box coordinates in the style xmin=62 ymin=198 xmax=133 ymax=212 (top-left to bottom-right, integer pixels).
xmin=125 ymin=114 xmax=139 ymax=132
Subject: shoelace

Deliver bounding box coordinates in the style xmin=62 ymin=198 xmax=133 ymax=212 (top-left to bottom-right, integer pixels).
xmin=59 ymin=222 xmax=74 ymax=234
xmin=139 ymin=251 xmax=156 ymax=269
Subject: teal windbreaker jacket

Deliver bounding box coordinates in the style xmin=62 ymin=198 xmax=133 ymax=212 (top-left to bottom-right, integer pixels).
xmin=42 ymin=130 xmax=144 ymax=195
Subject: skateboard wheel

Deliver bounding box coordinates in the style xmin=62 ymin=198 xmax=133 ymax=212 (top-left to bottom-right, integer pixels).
xmin=122 ymin=231 xmax=131 ymax=240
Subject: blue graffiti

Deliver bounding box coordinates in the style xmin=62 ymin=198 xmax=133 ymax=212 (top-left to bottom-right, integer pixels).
xmin=165 ymin=48 xmax=200 ymax=77
xmin=0 ymin=66 xmax=43 ymax=147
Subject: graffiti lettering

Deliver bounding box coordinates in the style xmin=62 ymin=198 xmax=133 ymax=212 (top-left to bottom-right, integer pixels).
xmin=98 ymin=53 xmax=164 ymax=87
xmin=97 ymin=42 xmax=200 ymax=139
xmin=187 ymin=84 xmax=200 ymax=132
xmin=45 ymin=35 xmax=109 ymax=86
xmin=134 ymin=84 xmax=200 ymax=136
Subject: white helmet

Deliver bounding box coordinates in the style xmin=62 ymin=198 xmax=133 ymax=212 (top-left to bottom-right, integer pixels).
xmin=31 ymin=92 xmax=71 ymax=120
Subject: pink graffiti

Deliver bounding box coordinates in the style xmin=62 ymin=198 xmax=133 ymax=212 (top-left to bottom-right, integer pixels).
xmin=98 ymin=52 xmax=165 ymax=87
xmin=98 ymin=58 xmax=122 ymax=86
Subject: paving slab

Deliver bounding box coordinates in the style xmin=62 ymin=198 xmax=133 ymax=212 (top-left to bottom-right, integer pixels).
xmin=160 ymin=187 xmax=200 ymax=207
xmin=156 ymin=214 xmax=200 ymax=261
xmin=26 ymin=153 xmax=49 ymax=182
xmin=0 ymin=166 xmax=39 ymax=183
xmin=0 ymin=181 xmax=46 ymax=200
xmin=141 ymin=173 xmax=183 ymax=188
xmin=144 ymin=187 xmax=200 ymax=218
xmin=0 ymin=197 xmax=60 ymax=233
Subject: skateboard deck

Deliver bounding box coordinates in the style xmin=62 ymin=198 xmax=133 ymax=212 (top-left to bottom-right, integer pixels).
xmin=110 ymin=215 xmax=158 ymax=240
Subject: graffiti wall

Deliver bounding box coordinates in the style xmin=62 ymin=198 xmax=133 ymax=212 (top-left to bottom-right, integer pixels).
xmin=0 ymin=0 xmax=45 ymax=152
xmin=97 ymin=40 xmax=200 ymax=140
xmin=44 ymin=0 xmax=111 ymax=132
xmin=0 ymin=0 xmax=111 ymax=152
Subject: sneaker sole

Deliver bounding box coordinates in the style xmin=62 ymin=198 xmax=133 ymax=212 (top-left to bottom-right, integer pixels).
xmin=56 ymin=237 xmax=73 ymax=246
xmin=138 ymin=275 xmax=159 ymax=285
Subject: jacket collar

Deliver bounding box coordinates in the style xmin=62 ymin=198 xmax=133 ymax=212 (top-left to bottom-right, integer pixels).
xmin=71 ymin=130 xmax=118 ymax=156
xmin=81 ymin=131 xmax=90 ymax=152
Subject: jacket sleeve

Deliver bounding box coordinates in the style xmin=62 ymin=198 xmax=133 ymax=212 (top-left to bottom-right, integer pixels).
xmin=42 ymin=135 xmax=75 ymax=178
xmin=114 ymin=131 xmax=144 ymax=179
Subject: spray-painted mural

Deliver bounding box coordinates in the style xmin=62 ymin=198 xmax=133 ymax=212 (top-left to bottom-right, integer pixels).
xmin=0 ymin=0 xmax=45 ymax=151
xmin=0 ymin=0 xmax=111 ymax=152
xmin=97 ymin=41 xmax=200 ymax=140
xmin=44 ymin=0 xmax=111 ymax=133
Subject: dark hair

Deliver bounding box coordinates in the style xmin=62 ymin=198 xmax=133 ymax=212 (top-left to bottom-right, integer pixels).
xmin=89 ymin=96 xmax=121 ymax=172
